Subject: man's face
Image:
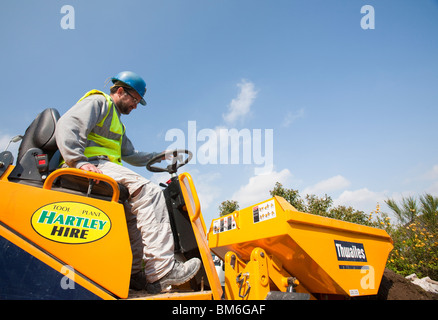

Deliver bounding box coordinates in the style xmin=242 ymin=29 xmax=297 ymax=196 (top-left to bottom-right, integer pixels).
xmin=116 ymin=87 xmax=142 ymax=115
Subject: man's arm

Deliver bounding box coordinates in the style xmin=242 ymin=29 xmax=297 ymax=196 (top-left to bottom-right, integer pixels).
xmin=121 ymin=135 xmax=159 ymax=167
xmin=55 ymin=95 xmax=107 ymax=170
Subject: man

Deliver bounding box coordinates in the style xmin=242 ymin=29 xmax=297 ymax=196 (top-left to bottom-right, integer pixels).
xmin=55 ymin=71 xmax=200 ymax=293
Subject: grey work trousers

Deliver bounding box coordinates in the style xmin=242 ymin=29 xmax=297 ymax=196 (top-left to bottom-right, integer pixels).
xmin=91 ymin=160 xmax=175 ymax=283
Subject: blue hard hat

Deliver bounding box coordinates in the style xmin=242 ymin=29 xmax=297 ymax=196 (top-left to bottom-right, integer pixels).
xmin=111 ymin=71 xmax=147 ymax=105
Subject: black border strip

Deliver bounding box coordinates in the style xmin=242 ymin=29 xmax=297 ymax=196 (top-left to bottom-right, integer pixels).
xmin=339 ymin=265 xmax=369 ymax=270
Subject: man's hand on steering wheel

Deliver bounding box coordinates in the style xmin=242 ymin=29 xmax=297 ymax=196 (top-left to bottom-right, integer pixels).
xmin=160 ymin=150 xmax=174 ymax=161
xmin=146 ymin=149 xmax=193 ymax=174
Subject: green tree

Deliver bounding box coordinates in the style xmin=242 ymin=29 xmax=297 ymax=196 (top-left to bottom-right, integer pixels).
xmin=269 ymin=182 xmax=305 ymax=211
xmin=218 ymin=200 xmax=239 ymax=217
xmin=305 ymin=194 xmax=332 ymax=217
xmin=385 ymin=196 xmax=419 ymax=225
xmin=419 ymin=193 xmax=438 ymax=233
xmin=328 ymin=205 xmax=373 ymax=226
xmin=269 ymin=182 xmax=373 ymax=226
xmin=385 ymin=193 xmax=438 ymax=279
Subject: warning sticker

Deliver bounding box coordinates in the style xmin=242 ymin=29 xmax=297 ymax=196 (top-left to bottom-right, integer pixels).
xmin=212 ymin=214 xmax=236 ymax=234
xmin=349 ymin=289 xmax=360 ymax=296
xmin=253 ymin=199 xmax=276 ymax=223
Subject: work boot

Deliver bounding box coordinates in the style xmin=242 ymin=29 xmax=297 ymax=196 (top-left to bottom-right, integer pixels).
xmin=146 ymin=258 xmax=201 ymax=294
xmin=130 ymin=271 xmax=146 ymax=291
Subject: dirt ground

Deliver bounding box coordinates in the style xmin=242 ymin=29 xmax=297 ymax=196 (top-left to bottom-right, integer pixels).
xmin=375 ymin=268 xmax=438 ymax=300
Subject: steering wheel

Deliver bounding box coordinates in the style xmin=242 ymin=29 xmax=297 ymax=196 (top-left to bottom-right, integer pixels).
xmin=146 ymin=149 xmax=193 ymax=174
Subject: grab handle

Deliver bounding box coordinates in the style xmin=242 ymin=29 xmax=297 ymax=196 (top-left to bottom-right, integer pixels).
xmin=178 ymin=172 xmax=201 ymax=222
xmin=43 ymin=168 xmax=120 ymax=203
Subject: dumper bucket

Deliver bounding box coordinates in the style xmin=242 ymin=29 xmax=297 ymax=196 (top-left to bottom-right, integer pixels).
xmin=208 ymin=196 xmax=393 ymax=298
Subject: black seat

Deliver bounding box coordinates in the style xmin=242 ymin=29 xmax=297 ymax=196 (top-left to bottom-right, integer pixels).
xmin=9 ymin=108 xmax=60 ymax=181
xmin=9 ymin=108 xmax=129 ymax=203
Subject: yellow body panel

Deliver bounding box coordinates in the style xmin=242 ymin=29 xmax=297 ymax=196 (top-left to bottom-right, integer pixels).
xmin=208 ymin=196 xmax=393 ymax=297
xmin=0 ymin=167 xmax=132 ymax=299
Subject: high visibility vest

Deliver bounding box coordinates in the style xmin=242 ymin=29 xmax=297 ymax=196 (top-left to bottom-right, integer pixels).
xmin=78 ymin=90 xmax=125 ymax=165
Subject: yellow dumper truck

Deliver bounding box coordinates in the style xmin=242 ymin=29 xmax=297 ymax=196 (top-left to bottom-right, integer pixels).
xmin=0 ymin=109 xmax=393 ymax=300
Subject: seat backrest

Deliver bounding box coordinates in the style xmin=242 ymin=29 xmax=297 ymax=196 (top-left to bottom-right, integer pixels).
xmin=17 ymin=108 xmax=60 ymax=162
xmin=9 ymin=108 xmax=60 ymax=182
xmin=8 ymin=108 xmax=130 ymax=203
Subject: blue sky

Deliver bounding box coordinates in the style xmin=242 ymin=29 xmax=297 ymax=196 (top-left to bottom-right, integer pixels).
xmin=1 ymin=1 xmax=438 ymax=227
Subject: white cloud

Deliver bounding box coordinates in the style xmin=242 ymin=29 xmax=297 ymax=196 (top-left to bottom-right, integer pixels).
xmin=422 ymin=164 xmax=438 ymax=195
xmin=231 ymin=168 xmax=292 ymax=208
xmin=282 ymin=108 xmax=305 ymax=127
xmin=192 ymin=171 xmax=222 ymax=211
xmin=223 ymin=79 xmax=257 ymax=125
xmin=298 ymin=174 xmax=393 ymax=215
xmin=426 ymin=181 xmax=438 ymax=194
xmin=424 ymin=164 xmax=438 ymax=182
xmin=181 ymin=169 xmax=222 ymax=212
xmin=303 ymin=175 xmax=350 ymax=196
xmin=333 ymin=188 xmax=387 ymax=213
xmin=431 ymin=165 xmax=438 ymax=178
xmin=400 ymin=163 xmax=438 ymax=196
